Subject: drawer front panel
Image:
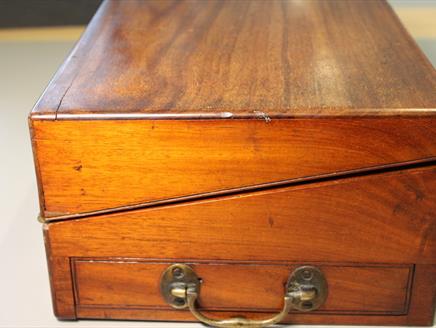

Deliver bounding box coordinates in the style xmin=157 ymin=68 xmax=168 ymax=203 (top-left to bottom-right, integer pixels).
xmin=72 ymin=259 xmax=412 ymax=315
xmin=47 ymin=166 xmax=436 ymax=264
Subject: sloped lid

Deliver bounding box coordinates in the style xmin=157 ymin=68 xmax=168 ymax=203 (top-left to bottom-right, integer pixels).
xmin=30 ymin=0 xmax=436 ymax=220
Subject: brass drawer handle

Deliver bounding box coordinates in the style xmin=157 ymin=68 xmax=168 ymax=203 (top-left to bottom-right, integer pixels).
xmin=161 ymin=264 xmax=328 ymax=327
xmin=186 ymin=287 xmax=292 ymax=327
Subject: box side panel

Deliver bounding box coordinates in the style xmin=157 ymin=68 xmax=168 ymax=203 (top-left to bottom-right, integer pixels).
xmin=43 ymin=165 xmax=436 ymax=324
xmin=46 ymin=165 xmax=436 ymax=265
xmin=32 ymin=118 xmax=436 ymax=217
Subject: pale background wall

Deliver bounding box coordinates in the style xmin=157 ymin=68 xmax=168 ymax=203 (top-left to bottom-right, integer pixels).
xmin=0 ymin=1 xmax=434 ymax=327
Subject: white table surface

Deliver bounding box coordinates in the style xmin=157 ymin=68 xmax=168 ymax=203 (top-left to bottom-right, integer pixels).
xmin=0 ymin=1 xmax=434 ymax=327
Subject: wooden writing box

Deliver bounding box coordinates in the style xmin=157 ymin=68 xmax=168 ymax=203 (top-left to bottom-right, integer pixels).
xmin=29 ymin=0 xmax=436 ymax=326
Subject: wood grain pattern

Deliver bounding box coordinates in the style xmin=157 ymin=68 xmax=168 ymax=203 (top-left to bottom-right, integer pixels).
xmin=43 ymin=165 xmax=436 ymax=324
xmin=45 ymin=166 xmax=436 ymax=265
xmin=32 ymin=0 xmax=436 ymax=325
xmin=43 ymin=226 xmax=76 ymax=319
xmin=72 ymin=260 xmax=412 ymax=314
xmin=406 ymin=264 xmax=436 ymax=325
xmin=31 ymin=118 xmax=436 ymax=217
xmin=30 ymin=0 xmax=436 ymax=119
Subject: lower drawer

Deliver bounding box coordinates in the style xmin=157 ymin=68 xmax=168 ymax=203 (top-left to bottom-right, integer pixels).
xmin=71 ymin=259 xmax=412 ymax=315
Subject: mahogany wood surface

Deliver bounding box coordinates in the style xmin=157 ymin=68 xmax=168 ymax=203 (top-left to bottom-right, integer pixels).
xmin=31 ymin=0 xmax=436 ymax=325
xmin=29 ymin=0 xmax=436 ymax=218
xmin=406 ymin=264 xmax=436 ymax=325
xmin=45 ymin=166 xmax=436 ymax=265
xmin=31 ymin=118 xmax=436 ymax=217
xmin=73 ymin=260 xmax=411 ymax=314
xmin=43 ymin=226 xmax=75 ymax=319
xmin=30 ymin=0 xmax=435 ymax=118
xmin=44 ymin=165 xmax=436 ymax=324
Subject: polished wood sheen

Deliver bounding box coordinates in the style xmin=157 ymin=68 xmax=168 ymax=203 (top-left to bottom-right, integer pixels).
xmin=73 ymin=260 xmax=412 ymax=314
xmin=43 ymin=165 xmax=436 ymax=324
xmin=44 ymin=166 xmax=436 ymax=264
xmin=29 ymin=0 xmax=436 ymax=218
xmin=48 ymin=166 xmax=436 ymax=264
xmin=31 ymin=0 xmax=436 ymax=326
xmin=31 ymin=118 xmax=436 ymax=217
xmin=31 ymin=0 xmax=435 ymax=118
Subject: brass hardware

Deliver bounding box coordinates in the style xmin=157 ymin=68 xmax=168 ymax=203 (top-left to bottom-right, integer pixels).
xmin=160 ymin=264 xmax=201 ymax=309
xmin=286 ymin=266 xmax=328 ymax=312
xmin=160 ymin=264 xmax=328 ymax=327
xmin=37 ymin=214 xmax=46 ymax=223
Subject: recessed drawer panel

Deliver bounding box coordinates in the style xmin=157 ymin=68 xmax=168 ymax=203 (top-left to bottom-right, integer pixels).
xmin=73 ymin=259 xmax=412 ymax=315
